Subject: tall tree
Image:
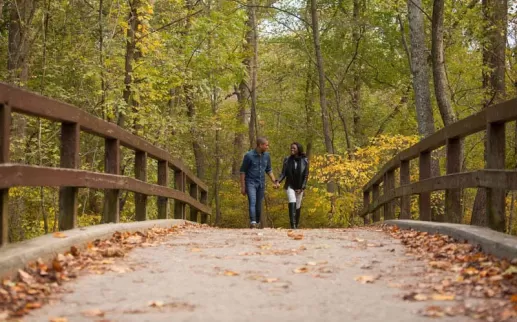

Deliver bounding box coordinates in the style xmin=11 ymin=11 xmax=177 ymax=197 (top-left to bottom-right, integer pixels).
xmin=471 ymin=0 xmax=507 ymax=229
xmin=407 ymin=0 xmax=436 ymax=139
xmin=248 ymin=0 xmax=258 ymax=149
xmin=310 ymin=0 xmax=335 ymax=194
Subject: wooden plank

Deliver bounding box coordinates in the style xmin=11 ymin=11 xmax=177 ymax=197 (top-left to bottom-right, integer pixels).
xmin=200 ymin=190 xmax=208 ymax=224
xmin=190 ymin=184 xmax=199 ymax=223
xmin=58 ymin=122 xmax=80 ymax=230
xmin=174 ymin=171 xmax=186 ymax=219
xmin=383 ymin=170 xmax=395 ymax=220
xmin=135 ymin=151 xmax=147 ymax=221
xmin=103 ymin=138 xmax=120 ymax=223
xmin=363 ymin=190 xmax=370 ymax=224
xmin=445 ymin=137 xmax=462 ymax=223
xmin=486 ymin=122 xmax=506 ymax=232
xmin=419 ymin=151 xmax=432 ymax=221
xmin=0 ymin=164 xmax=211 ymax=214
xmin=0 ymin=104 xmax=10 ymax=246
xmin=157 ymin=160 xmax=169 ymax=219
xmin=0 ymin=83 xmax=208 ymax=192
xmin=372 ymin=184 xmax=380 ymax=222
xmin=399 ymin=160 xmax=411 ymax=219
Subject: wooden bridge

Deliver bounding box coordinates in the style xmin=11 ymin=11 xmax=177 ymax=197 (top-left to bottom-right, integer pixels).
xmin=1 ymin=85 xmax=517 ymax=321
xmin=0 ymin=83 xmax=211 ymax=246
xmin=361 ymin=98 xmax=517 ymax=233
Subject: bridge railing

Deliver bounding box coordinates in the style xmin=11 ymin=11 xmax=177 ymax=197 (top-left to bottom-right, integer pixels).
xmin=360 ymin=98 xmax=517 ymax=232
xmin=0 ymin=83 xmax=211 ymax=245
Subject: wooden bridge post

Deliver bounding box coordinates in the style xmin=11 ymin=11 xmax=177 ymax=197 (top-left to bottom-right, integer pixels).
xmin=103 ymin=138 xmax=120 ymax=223
xmin=363 ymin=190 xmax=370 ymax=225
xmin=157 ymin=160 xmax=169 ymax=219
xmin=372 ymin=184 xmax=380 ymax=222
xmin=445 ymin=137 xmax=462 ymax=223
xmin=399 ymin=160 xmax=411 ymax=219
xmin=135 ymin=151 xmax=147 ymax=221
xmin=58 ymin=122 xmax=80 ymax=230
xmin=419 ymin=151 xmax=432 ymax=221
xmin=174 ymin=170 xmax=186 ymax=219
xmin=486 ymin=122 xmax=506 ymax=232
xmin=0 ymin=104 xmax=10 ymax=246
xmin=383 ymin=170 xmax=395 ymax=220
xmin=190 ymin=183 xmax=199 ymax=222
xmin=200 ymin=190 xmax=208 ymax=224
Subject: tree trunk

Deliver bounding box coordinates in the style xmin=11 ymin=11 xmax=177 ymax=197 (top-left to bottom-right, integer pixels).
xmin=310 ymin=0 xmax=333 ymax=155
xmin=407 ymin=0 xmax=436 ymax=139
xmin=471 ymin=0 xmax=507 ymax=227
xmin=431 ymin=0 xmax=457 ymax=126
xmin=8 ymin=0 xmax=36 ymax=84
xmin=183 ymin=0 xmax=205 ymax=180
xmin=248 ymin=0 xmax=258 ymax=149
xmin=304 ymin=62 xmax=315 ymax=158
xmin=232 ymin=7 xmax=254 ymax=176
xmin=119 ymin=0 xmax=142 ymax=129
xmin=351 ymin=0 xmax=364 ymax=143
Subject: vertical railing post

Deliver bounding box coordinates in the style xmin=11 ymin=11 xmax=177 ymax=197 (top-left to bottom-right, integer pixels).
xmin=157 ymin=160 xmax=169 ymax=219
xmin=200 ymin=190 xmax=208 ymax=224
xmin=0 ymin=104 xmax=10 ymax=245
xmin=383 ymin=170 xmax=395 ymax=220
xmin=363 ymin=190 xmax=370 ymax=225
xmin=58 ymin=122 xmax=80 ymax=230
xmin=103 ymin=138 xmax=120 ymax=223
xmin=419 ymin=151 xmax=432 ymax=221
xmin=372 ymin=184 xmax=380 ymax=222
xmin=190 ymin=183 xmax=199 ymax=222
xmin=174 ymin=170 xmax=186 ymax=219
xmin=399 ymin=160 xmax=411 ymax=219
xmin=445 ymin=137 xmax=462 ymax=223
xmin=486 ymin=122 xmax=506 ymax=232
xmin=135 ymin=151 xmax=147 ymax=221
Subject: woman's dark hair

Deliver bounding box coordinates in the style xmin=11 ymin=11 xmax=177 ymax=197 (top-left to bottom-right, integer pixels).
xmin=291 ymin=142 xmax=306 ymax=157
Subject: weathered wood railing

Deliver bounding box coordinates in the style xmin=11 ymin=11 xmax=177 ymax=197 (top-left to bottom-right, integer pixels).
xmin=361 ymin=98 xmax=517 ymax=232
xmin=0 ymin=83 xmax=211 ymax=245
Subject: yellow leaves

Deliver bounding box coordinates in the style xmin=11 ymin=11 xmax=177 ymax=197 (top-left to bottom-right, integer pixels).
xmin=52 ymin=232 xmax=67 ymax=238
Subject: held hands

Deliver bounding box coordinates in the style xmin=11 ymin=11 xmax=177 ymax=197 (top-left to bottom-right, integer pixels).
xmin=273 ymin=180 xmax=280 ymax=189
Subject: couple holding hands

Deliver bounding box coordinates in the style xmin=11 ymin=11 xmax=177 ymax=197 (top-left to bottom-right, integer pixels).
xmin=240 ymin=137 xmax=309 ymax=229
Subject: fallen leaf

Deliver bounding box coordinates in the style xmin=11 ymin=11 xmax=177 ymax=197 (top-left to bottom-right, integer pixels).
xmin=354 ymin=275 xmax=377 ymax=284
xmin=25 ymin=302 xmax=42 ymax=309
xmin=190 ymin=248 xmax=202 ymax=252
xmin=511 ymin=294 xmax=517 ymax=303
xmin=354 ymin=238 xmax=365 ymax=242
xmin=49 ymin=317 xmax=68 ymax=322
xmin=223 ymin=270 xmax=239 ymax=276
xmin=263 ymin=278 xmax=279 ymax=283
xmin=52 ymin=232 xmax=67 ymax=238
xmin=81 ymin=309 xmax=105 ymax=317
xmin=501 ymin=308 xmax=517 ymax=321
xmin=52 ymin=258 xmax=63 ymax=272
xmin=429 ymin=261 xmax=451 ymax=270
xmin=431 ymin=294 xmax=455 ymax=301
xmin=421 ymin=305 xmax=445 ymax=317
xmin=148 ymin=301 xmax=164 ymax=308
xmin=18 ymin=269 xmax=35 ymax=284
xmin=101 ymin=247 xmax=125 ymax=257
xmin=293 ymin=267 xmax=309 ymax=274
xmin=307 ymin=261 xmax=317 ymax=266
xmin=70 ymin=246 xmax=80 ymax=257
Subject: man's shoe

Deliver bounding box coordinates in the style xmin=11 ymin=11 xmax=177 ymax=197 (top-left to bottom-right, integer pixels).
xmin=250 ymin=223 xmax=257 ymax=229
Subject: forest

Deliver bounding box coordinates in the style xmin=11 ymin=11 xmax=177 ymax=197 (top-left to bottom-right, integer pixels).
xmin=0 ymin=0 xmax=517 ymax=240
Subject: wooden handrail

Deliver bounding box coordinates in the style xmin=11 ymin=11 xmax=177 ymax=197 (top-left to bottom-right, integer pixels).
xmin=361 ymin=98 xmax=517 ymax=232
xmin=0 ymin=83 xmax=211 ymax=245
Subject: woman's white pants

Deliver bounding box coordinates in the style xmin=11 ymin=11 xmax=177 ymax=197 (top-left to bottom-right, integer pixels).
xmin=286 ymin=187 xmax=303 ymax=209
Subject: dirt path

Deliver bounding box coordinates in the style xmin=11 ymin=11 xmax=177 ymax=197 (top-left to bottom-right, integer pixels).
xmin=26 ymin=227 xmax=474 ymax=322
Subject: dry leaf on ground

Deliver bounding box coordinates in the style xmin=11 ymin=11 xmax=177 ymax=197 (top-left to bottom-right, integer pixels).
xmin=354 ymin=275 xmax=377 ymax=284
xmin=52 ymin=232 xmax=67 ymax=238
xmin=81 ymin=309 xmax=105 ymax=317
xmin=293 ymin=267 xmax=309 ymax=274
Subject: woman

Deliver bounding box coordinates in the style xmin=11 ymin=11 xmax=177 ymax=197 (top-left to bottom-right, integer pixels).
xmin=276 ymin=142 xmax=309 ymax=229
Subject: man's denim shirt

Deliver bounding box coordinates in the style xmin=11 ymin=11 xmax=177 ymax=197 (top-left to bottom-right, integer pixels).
xmin=240 ymin=149 xmax=272 ymax=188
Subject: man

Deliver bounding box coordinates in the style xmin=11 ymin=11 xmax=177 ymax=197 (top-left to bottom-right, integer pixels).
xmin=240 ymin=137 xmax=279 ymax=228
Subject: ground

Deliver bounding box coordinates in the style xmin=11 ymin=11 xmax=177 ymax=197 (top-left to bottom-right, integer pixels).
xmin=23 ymin=227 xmax=482 ymax=322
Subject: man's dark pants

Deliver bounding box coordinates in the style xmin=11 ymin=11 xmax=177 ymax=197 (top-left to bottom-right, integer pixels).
xmin=246 ymin=181 xmax=264 ymax=223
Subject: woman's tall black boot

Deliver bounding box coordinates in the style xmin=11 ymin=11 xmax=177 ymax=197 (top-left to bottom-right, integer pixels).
xmin=295 ymin=207 xmax=301 ymax=229
xmin=288 ymin=202 xmax=297 ymax=229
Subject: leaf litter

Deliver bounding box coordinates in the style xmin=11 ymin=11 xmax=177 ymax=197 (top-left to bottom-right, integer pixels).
xmin=383 ymin=224 xmax=517 ymax=321
xmin=0 ymin=224 xmax=191 ymax=320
